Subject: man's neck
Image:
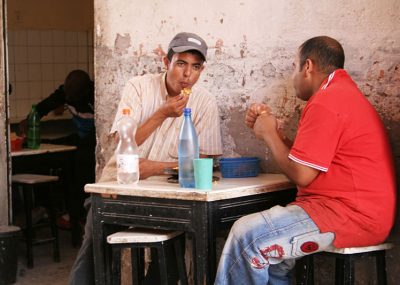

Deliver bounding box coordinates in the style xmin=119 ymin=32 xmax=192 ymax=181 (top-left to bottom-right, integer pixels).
xmin=312 ymin=72 xmax=331 ymax=93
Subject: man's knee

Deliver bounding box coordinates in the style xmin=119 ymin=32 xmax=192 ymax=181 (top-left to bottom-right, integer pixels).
xmin=230 ymin=212 xmax=261 ymax=240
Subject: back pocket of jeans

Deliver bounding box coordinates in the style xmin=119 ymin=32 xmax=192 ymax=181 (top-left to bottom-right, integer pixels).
xmin=291 ymin=230 xmax=322 ymax=257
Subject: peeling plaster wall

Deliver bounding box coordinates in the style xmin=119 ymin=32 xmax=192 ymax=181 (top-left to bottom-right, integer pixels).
xmin=94 ymin=0 xmax=400 ymax=282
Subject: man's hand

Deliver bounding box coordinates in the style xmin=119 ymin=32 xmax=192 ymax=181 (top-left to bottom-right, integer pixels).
xmin=135 ymin=93 xmax=189 ymax=146
xmin=158 ymin=94 xmax=189 ymax=118
xmin=253 ymin=113 xmax=279 ymax=143
xmin=139 ymin=158 xmax=160 ymax=179
xmin=249 ymin=105 xmax=318 ymax=187
xmin=139 ymin=158 xmax=177 ymax=180
xmin=245 ymin=103 xmax=271 ymax=129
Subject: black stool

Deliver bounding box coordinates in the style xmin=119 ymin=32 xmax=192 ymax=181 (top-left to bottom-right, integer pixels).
xmin=297 ymin=243 xmax=393 ymax=285
xmin=12 ymin=174 xmax=61 ymax=268
xmin=107 ymin=229 xmax=188 ymax=285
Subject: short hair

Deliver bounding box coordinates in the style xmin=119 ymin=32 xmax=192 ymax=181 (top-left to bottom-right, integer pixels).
xmin=167 ymin=49 xmax=205 ymax=62
xmin=64 ymin=70 xmax=91 ymax=102
xmin=299 ymin=36 xmax=345 ymax=74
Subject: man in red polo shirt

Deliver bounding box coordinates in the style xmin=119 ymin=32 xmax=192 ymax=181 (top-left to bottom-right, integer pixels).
xmin=215 ymin=36 xmax=396 ymax=285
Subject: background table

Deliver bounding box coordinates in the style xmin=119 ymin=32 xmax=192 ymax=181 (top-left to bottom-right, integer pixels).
xmin=86 ymin=173 xmax=296 ymax=285
xmin=11 ymin=143 xmax=79 ymax=245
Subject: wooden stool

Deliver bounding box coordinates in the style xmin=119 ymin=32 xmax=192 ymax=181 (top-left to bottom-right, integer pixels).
xmin=107 ymin=229 xmax=188 ymax=285
xmin=12 ymin=174 xmax=61 ymax=268
xmin=298 ymin=243 xmax=393 ymax=285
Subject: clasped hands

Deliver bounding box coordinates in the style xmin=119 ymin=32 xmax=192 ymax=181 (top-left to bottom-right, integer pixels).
xmin=245 ymin=103 xmax=283 ymax=142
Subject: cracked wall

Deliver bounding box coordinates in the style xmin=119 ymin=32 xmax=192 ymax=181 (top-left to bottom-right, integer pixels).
xmin=95 ymin=0 xmax=399 ymax=172
xmin=94 ymin=0 xmax=400 ymax=282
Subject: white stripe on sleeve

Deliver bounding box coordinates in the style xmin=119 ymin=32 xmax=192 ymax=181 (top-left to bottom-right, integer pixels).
xmin=288 ymin=153 xmax=328 ymax=172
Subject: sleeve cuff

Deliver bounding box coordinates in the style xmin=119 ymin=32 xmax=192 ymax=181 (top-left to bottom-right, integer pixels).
xmin=288 ymin=153 xmax=328 ymax=172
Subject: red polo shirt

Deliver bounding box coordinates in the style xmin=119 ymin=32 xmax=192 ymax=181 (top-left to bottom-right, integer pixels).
xmin=290 ymin=69 xmax=396 ymax=248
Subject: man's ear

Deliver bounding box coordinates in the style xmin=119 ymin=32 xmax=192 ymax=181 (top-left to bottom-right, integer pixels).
xmin=304 ymin=58 xmax=315 ymax=78
xmin=163 ymin=57 xmax=170 ymax=70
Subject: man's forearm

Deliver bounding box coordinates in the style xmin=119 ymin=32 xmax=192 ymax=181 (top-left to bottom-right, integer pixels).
xmin=140 ymin=160 xmax=178 ymax=179
xmin=135 ymin=111 xmax=167 ymax=146
xmin=263 ymin=132 xmax=318 ymax=187
xmin=263 ymin=132 xmax=293 ymax=176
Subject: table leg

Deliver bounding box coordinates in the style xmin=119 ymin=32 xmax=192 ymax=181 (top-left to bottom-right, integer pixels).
xmin=91 ymin=196 xmax=107 ymax=285
xmin=193 ymin=203 xmax=216 ymax=285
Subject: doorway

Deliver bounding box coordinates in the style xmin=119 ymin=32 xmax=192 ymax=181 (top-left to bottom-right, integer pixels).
xmin=3 ymin=0 xmax=95 ymax=222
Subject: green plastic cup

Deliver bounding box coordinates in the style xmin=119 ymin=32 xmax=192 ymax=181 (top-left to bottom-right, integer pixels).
xmin=193 ymin=158 xmax=213 ymax=190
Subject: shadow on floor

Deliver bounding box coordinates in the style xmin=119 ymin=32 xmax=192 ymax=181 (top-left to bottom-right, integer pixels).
xmin=14 ymin=228 xmax=79 ymax=285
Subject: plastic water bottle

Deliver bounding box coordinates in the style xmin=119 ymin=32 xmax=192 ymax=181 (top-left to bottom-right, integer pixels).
xmin=178 ymin=108 xmax=199 ymax=188
xmin=27 ymin=104 xmax=40 ymax=149
xmin=116 ymin=108 xmax=139 ymax=184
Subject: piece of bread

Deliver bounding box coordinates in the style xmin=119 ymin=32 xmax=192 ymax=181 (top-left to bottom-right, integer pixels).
xmin=182 ymin=87 xmax=192 ymax=97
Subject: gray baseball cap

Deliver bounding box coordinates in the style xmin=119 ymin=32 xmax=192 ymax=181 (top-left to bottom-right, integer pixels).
xmin=168 ymin=32 xmax=208 ymax=61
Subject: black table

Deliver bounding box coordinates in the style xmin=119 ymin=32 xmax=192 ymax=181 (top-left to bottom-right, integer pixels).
xmin=86 ymin=174 xmax=296 ymax=285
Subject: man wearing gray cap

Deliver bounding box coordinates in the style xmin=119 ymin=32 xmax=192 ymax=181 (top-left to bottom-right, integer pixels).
xmin=69 ymin=32 xmax=222 ymax=284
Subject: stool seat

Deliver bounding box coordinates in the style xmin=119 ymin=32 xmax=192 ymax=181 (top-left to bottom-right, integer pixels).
xmin=298 ymin=242 xmax=393 ymax=285
xmin=12 ymin=174 xmax=59 ymax=184
xmin=107 ymin=229 xmax=183 ymax=244
xmin=107 ymin=229 xmax=188 ymax=285
xmin=325 ymin=243 xmax=393 ymax=254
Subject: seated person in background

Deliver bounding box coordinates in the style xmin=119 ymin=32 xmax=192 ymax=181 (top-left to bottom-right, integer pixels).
xmin=214 ymin=36 xmax=396 ymax=285
xmin=19 ymin=70 xmax=95 ymax=237
xmin=69 ymin=32 xmax=223 ymax=285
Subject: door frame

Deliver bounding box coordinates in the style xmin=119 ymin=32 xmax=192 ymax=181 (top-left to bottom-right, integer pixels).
xmin=0 ymin=0 xmax=12 ymax=226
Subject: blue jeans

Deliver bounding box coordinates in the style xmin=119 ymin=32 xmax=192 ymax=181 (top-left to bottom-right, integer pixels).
xmin=215 ymin=205 xmax=335 ymax=285
xmin=68 ymin=198 xmax=94 ymax=285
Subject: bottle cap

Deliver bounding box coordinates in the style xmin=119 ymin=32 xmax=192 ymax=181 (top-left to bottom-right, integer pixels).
xmin=122 ymin=108 xmax=131 ymax=115
xmin=183 ymin=108 xmax=191 ymax=115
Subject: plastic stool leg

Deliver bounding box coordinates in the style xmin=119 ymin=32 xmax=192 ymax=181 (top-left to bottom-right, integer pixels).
xmin=376 ymin=251 xmax=387 ymax=285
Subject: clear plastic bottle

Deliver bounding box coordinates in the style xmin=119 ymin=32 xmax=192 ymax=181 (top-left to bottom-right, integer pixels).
xmin=27 ymin=104 xmax=40 ymax=149
xmin=116 ymin=108 xmax=140 ymax=184
xmin=178 ymin=108 xmax=199 ymax=188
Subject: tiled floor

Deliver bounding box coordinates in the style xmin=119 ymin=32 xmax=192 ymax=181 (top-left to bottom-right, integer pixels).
xmin=14 ymin=229 xmax=79 ymax=285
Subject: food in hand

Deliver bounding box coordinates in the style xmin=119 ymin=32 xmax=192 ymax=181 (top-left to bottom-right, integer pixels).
xmin=182 ymin=87 xmax=192 ymax=97
xmin=256 ymin=105 xmax=269 ymax=115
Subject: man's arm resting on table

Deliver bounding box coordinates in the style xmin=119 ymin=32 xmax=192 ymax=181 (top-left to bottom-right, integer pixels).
xmin=139 ymin=159 xmax=177 ymax=179
xmin=139 ymin=154 xmax=220 ymax=180
xmin=263 ymin=131 xmax=319 ymax=187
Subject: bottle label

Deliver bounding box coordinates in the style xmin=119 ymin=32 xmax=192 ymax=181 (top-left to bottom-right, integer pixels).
xmin=117 ymin=154 xmax=139 ymax=173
